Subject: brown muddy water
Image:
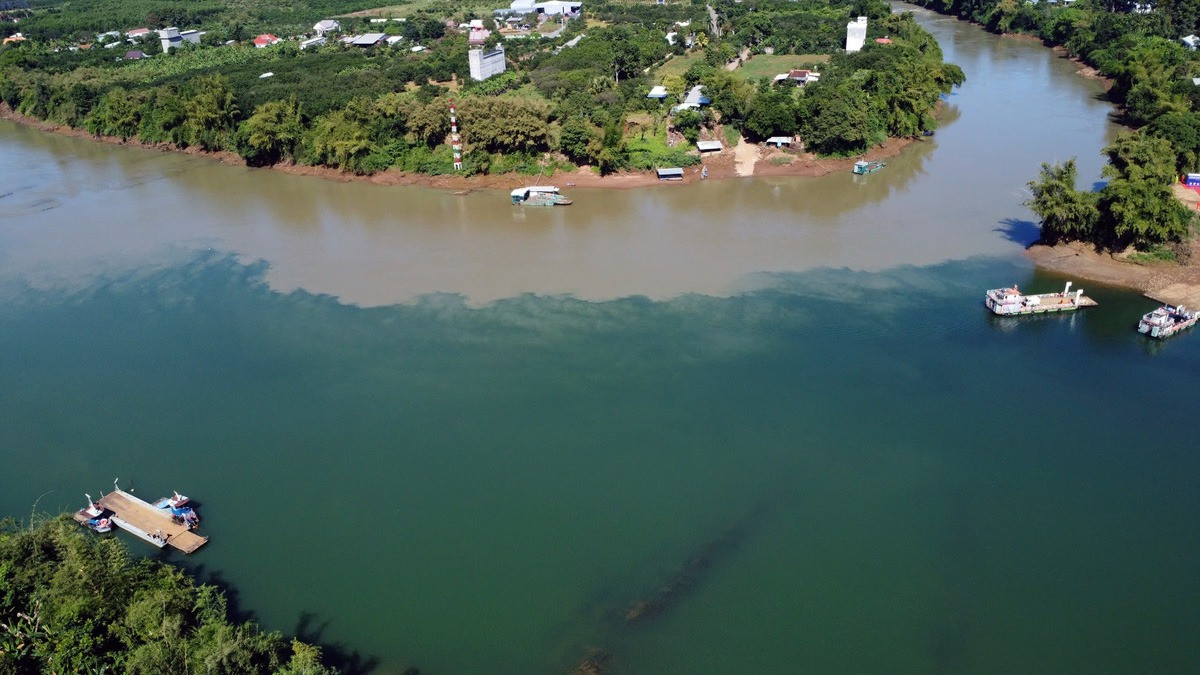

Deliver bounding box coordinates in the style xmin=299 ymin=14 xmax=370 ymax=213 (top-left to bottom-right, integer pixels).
xmin=1 ymin=10 xmax=1118 ymax=306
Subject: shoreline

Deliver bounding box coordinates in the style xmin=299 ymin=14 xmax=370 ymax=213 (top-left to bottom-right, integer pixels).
xmin=0 ymin=103 xmax=920 ymax=191
xmin=1025 ymin=186 xmax=1200 ymax=307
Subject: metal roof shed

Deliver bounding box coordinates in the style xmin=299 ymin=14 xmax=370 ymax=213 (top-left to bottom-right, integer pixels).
xmin=647 ymin=85 xmax=668 ymax=99
xmin=352 ymin=33 xmax=387 ymax=46
xmin=657 ymin=168 xmax=684 ymax=180
xmin=695 ymin=140 xmax=722 ymax=152
xmin=765 ymin=136 xmax=792 ymax=147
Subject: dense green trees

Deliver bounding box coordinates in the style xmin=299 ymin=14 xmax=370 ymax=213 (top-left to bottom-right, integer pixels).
xmin=0 ymin=0 xmax=961 ymax=176
xmin=0 ymin=516 xmax=336 ymax=674
xmin=240 ymin=97 xmax=304 ymax=165
xmin=1025 ymin=159 xmax=1099 ymax=244
xmin=1027 ymin=134 xmax=1193 ymax=249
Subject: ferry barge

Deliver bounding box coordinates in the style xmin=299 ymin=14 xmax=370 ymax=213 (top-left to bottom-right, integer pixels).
xmin=73 ymin=482 xmax=208 ymax=553
xmin=1138 ymin=304 xmax=1198 ymax=339
xmin=985 ymin=281 xmax=1097 ymax=316
xmin=852 ymin=160 xmax=884 ymax=175
xmin=511 ymin=186 xmax=572 ymax=206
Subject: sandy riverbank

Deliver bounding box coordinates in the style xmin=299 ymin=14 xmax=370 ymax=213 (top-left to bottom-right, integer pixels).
xmin=1026 ymin=185 xmax=1200 ymax=306
xmin=0 ymin=103 xmax=918 ymax=191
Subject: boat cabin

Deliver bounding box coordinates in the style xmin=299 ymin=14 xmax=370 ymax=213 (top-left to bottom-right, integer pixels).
xmin=511 ymin=186 xmax=559 ymax=204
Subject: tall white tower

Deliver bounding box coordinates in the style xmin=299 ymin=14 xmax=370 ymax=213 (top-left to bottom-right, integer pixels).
xmin=846 ymin=16 xmax=867 ymax=53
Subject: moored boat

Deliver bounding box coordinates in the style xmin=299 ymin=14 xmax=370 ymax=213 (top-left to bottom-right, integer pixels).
xmin=74 ymin=494 xmax=113 ymax=533
xmin=154 ymin=491 xmax=199 ymax=529
xmin=852 ymin=160 xmax=884 ymax=174
xmin=1138 ymin=304 xmax=1198 ymax=339
xmin=511 ymin=185 xmax=572 ymax=206
xmin=985 ymin=281 xmax=1097 ymax=316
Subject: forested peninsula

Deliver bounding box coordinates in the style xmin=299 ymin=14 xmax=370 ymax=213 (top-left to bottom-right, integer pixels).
xmin=910 ymin=0 xmax=1200 ymax=262
xmin=0 ymin=516 xmax=341 ymax=674
xmin=0 ymin=0 xmax=962 ymax=182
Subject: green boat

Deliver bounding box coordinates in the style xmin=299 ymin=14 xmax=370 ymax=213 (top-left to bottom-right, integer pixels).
xmin=511 ymin=186 xmax=573 ymax=206
xmin=852 ymin=160 xmax=885 ymax=175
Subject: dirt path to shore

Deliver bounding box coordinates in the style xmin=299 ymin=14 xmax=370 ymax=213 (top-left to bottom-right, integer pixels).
xmin=734 ymin=136 xmax=758 ymax=177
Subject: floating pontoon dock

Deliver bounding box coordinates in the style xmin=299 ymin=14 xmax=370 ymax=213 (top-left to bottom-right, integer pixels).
xmin=73 ymin=490 xmax=208 ymax=553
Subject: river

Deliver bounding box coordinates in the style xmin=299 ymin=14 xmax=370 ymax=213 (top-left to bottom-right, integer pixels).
xmin=2 ymin=7 xmax=1198 ymax=673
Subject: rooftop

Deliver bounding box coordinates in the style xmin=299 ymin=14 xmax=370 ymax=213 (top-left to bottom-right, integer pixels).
xmin=352 ymin=33 xmax=387 ymax=45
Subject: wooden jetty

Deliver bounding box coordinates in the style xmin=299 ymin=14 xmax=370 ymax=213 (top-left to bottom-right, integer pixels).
xmin=82 ymin=490 xmax=207 ymax=553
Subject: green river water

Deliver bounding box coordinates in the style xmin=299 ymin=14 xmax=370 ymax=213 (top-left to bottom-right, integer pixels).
xmin=2 ymin=7 xmax=1199 ymax=674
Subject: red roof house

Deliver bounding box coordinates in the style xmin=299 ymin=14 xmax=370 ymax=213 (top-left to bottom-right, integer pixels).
xmin=253 ymin=33 xmax=281 ymax=48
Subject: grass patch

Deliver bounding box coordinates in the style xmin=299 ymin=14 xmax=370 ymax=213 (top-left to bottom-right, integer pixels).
xmin=341 ymin=0 xmax=497 ymax=19
xmin=732 ymin=53 xmax=830 ymax=82
xmin=722 ymin=124 xmax=740 ymax=147
xmin=625 ymin=119 xmax=700 ymax=169
xmin=654 ymin=51 xmax=706 ymax=79
xmin=1128 ymin=246 xmax=1179 ymax=264
xmin=769 ymin=154 xmax=794 ymax=165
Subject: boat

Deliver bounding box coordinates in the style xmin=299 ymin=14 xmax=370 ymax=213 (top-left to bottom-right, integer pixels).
xmin=985 ymin=281 xmax=1098 ymax=316
xmin=852 ymin=160 xmax=884 ymax=174
xmin=153 ymin=491 xmax=199 ymax=529
xmin=1138 ymin=304 xmax=1198 ymax=339
xmin=510 ymin=185 xmax=572 ymax=206
xmin=74 ymin=494 xmax=113 ymax=533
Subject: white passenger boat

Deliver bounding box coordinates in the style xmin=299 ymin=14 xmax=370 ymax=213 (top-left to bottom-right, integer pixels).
xmin=1138 ymin=305 xmax=1198 ymax=339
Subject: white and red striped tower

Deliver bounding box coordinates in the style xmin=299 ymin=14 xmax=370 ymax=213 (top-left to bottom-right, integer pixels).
xmin=449 ymin=98 xmax=462 ymax=171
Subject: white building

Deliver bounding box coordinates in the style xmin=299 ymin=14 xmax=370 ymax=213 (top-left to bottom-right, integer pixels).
xmin=299 ymin=36 xmax=326 ymax=50
xmin=537 ymin=0 xmax=582 ymax=14
xmin=313 ymin=20 xmax=340 ymax=36
xmin=469 ymin=45 xmax=507 ymax=81
xmin=158 ymin=27 xmax=199 ymax=52
xmin=1182 ymin=34 xmax=1200 ymax=51
xmin=846 ymin=16 xmax=867 ymax=53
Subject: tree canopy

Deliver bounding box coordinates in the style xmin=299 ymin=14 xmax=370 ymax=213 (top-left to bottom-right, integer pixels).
xmin=0 ymin=516 xmax=337 ymax=674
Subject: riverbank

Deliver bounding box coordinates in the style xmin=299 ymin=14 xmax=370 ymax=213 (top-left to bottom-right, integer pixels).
xmin=1026 ymin=184 xmax=1200 ymax=307
xmin=0 ymin=103 xmax=917 ymax=191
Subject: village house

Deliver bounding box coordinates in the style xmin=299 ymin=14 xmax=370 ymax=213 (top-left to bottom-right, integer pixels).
xmin=95 ymin=30 xmax=121 ymax=42
xmin=468 ymin=27 xmax=491 ymax=45
xmin=299 ymin=36 xmax=326 ymax=50
xmin=313 ymin=20 xmax=340 ymax=36
xmin=125 ymin=27 xmax=151 ymax=43
xmin=672 ymin=85 xmax=709 ymax=113
xmin=252 ymin=33 xmax=281 ymax=48
xmin=352 ymin=33 xmax=387 ymax=47
xmin=124 ymin=49 xmax=145 ymax=60
xmin=773 ymin=69 xmax=819 ymax=85
xmin=386 ymin=35 xmax=404 ymax=46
